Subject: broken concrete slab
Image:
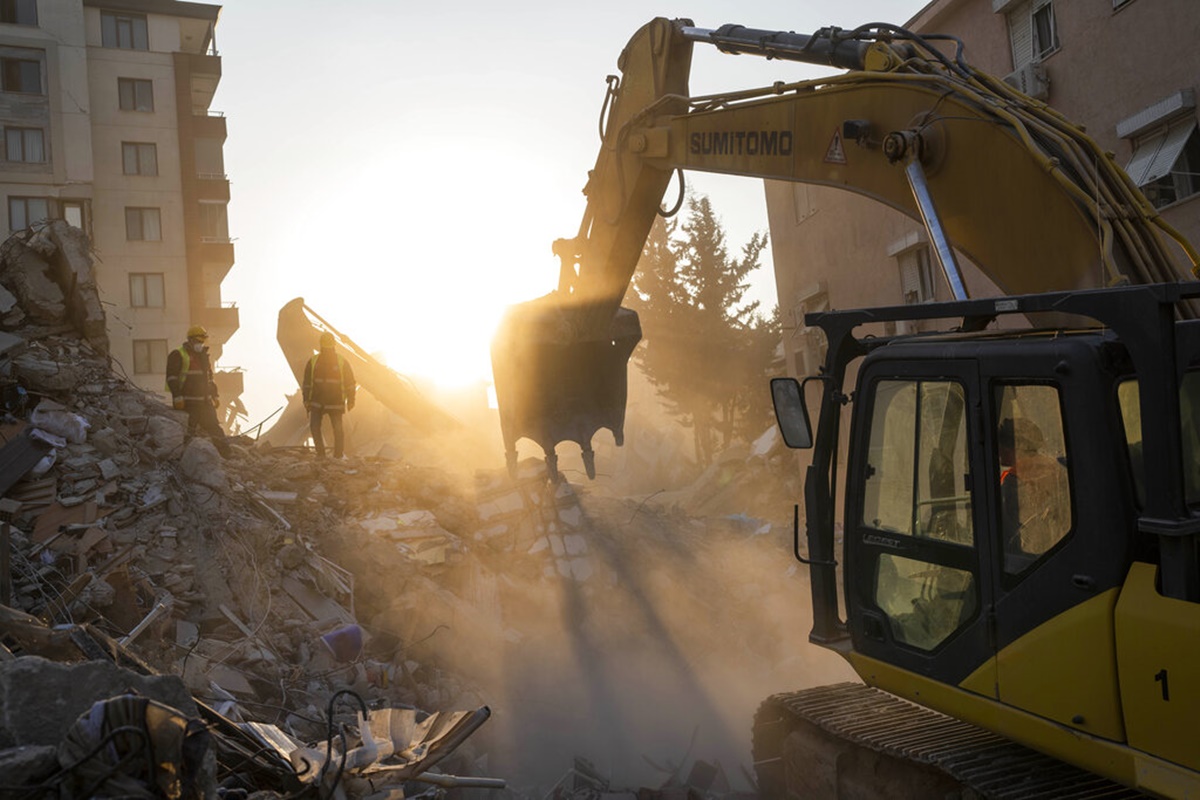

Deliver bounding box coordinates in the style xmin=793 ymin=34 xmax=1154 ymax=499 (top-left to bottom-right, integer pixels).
xmin=2 ymin=247 xmax=64 ymax=323
xmin=42 ymin=221 xmax=108 ymax=355
xmin=0 ymin=330 xmax=22 ymax=357
xmin=11 ymin=354 xmax=79 ymax=393
xmin=0 ymin=743 xmax=58 ymax=790
xmin=146 ymin=415 xmax=186 ymax=458
xmin=0 ymin=656 xmax=197 ymax=749
xmin=0 ymin=284 xmax=18 ymax=315
xmin=180 ymin=438 xmax=228 ymax=492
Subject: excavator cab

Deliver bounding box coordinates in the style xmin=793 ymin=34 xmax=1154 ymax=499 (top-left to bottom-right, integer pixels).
xmin=766 ymin=283 xmax=1200 ymax=795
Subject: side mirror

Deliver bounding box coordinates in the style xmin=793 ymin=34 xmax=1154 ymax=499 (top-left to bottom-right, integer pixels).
xmin=771 ymin=377 xmax=813 ymax=449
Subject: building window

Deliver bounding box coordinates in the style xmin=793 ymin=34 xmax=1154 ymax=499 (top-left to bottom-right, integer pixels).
xmin=61 ymin=200 xmax=86 ymax=231
xmin=101 ymin=12 xmax=148 ymax=50
xmin=1031 ymin=2 xmax=1058 ymax=60
xmin=199 ymin=201 xmax=228 ymax=241
xmin=0 ymin=57 xmax=39 ymax=93
xmin=125 ymin=207 xmax=161 ymax=241
xmin=132 ymin=339 xmax=167 ymax=375
xmin=1125 ymin=119 xmax=1200 ymax=209
xmin=1007 ymin=0 xmax=1058 ymax=68
xmin=8 ymin=196 xmax=47 ymax=230
xmin=129 ymin=273 xmax=165 ymax=308
xmin=4 ymin=127 xmax=42 ymax=162
xmin=122 ymin=142 xmax=157 ymax=176
xmin=898 ymin=246 xmax=936 ymax=304
xmin=0 ymin=0 xmax=37 ymax=25
xmin=118 ymin=77 xmax=153 ymax=111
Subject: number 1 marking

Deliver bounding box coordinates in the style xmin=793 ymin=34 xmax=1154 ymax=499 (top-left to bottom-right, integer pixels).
xmin=1155 ymin=669 xmax=1170 ymax=701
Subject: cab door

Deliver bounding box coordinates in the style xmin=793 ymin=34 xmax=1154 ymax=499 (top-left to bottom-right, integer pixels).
xmin=844 ymin=359 xmax=997 ymax=686
xmin=982 ymin=363 xmax=1130 ymax=742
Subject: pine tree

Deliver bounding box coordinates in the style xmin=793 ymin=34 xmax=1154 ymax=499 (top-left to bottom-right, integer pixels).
xmin=628 ymin=194 xmax=779 ymax=465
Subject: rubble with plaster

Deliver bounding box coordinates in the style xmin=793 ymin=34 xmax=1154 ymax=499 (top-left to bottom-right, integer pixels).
xmin=0 ymin=224 xmax=805 ymax=799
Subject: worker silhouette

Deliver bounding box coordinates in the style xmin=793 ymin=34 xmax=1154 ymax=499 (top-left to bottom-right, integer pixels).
xmin=303 ymin=332 xmax=357 ymax=459
xmin=998 ymin=416 xmax=1069 ymax=568
xmin=165 ymin=325 xmax=230 ymax=457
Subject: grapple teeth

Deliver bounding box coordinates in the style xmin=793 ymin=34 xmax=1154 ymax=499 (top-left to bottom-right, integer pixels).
xmin=491 ymin=297 xmax=640 ymax=481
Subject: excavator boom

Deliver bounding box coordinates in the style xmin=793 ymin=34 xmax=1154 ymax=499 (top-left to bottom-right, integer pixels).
xmin=490 ymin=17 xmax=1198 ymax=479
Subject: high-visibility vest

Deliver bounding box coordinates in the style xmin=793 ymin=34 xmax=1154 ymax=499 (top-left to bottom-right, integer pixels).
xmin=165 ymin=346 xmax=212 ymax=402
xmin=305 ymin=352 xmax=350 ymax=410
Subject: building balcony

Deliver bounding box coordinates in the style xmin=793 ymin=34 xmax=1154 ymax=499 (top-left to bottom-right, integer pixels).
xmin=196 ymin=304 xmax=239 ymax=336
xmin=214 ymin=368 xmax=244 ymax=398
xmin=181 ymin=52 xmax=221 ymax=112
xmin=191 ymin=113 xmax=227 ymax=141
xmin=197 ymin=238 xmax=234 ymax=269
xmin=196 ymin=175 xmax=230 ymax=202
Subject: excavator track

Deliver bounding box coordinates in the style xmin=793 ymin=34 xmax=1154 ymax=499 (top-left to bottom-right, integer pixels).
xmin=752 ymin=683 xmax=1146 ymax=800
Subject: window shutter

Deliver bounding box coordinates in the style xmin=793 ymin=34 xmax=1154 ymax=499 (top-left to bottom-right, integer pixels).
xmin=901 ymin=258 xmax=920 ymax=296
xmin=1126 ymin=119 xmax=1197 ymax=186
xmin=1144 ymin=120 xmax=1196 ymax=185
xmin=1007 ymin=0 xmax=1033 ymax=68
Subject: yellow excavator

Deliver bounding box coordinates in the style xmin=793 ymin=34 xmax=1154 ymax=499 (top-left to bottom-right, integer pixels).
xmin=490 ymin=17 xmax=1200 ymax=799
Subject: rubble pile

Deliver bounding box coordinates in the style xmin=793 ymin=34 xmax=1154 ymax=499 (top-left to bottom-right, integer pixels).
xmin=0 ymin=226 xmax=831 ymax=799
xmin=0 ymin=343 xmax=504 ymax=796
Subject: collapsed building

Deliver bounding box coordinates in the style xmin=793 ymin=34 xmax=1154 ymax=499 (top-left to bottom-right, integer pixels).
xmin=0 ymin=225 xmax=820 ymax=799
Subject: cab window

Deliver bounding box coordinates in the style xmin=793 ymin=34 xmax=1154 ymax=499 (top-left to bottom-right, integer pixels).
xmin=862 ymin=380 xmax=973 ymax=543
xmin=1119 ymin=371 xmax=1200 ymax=507
xmin=863 ymin=379 xmax=976 ymax=651
xmin=995 ymin=384 xmax=1072 ymax=575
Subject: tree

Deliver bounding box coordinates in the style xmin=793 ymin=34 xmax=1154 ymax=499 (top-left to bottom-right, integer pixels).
xmin=627 ymin=194 xmax=780 ymax=465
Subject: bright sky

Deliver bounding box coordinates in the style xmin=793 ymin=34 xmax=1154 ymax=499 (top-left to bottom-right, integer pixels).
xmin=215 ymin=1 xmax=930 ymax=429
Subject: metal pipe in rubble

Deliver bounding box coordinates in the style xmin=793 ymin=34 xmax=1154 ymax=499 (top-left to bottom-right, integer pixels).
xmin=409 ymin=773 xmax=508 ymax=789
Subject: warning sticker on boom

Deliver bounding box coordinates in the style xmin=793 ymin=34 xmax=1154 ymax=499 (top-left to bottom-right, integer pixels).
xmin=825 ymin=129 xmax=847 ymax=164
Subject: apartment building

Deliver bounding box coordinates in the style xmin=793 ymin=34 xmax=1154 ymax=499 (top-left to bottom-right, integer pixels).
xmin=0 ymin=0 xmax=238 ymax=400
xmin=765 ymin=0 xmax=1200 ymax=377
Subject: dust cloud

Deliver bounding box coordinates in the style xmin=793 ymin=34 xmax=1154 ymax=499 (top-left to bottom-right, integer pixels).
xmin=472 ymin=507 xmax=858 ymax=792
xmin=314 ymin=384 xmax=857 ymax=794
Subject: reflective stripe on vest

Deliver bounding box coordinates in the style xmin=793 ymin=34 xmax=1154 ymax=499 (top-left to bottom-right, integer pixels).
xmin=308 ymin=352 xmax=348 ymax=409
xmin=165 ymin=346 xmax=210 ymax=401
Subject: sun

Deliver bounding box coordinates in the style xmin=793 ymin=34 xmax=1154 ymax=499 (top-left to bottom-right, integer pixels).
xmin=310 ymin=139 xmax=579 ymax=392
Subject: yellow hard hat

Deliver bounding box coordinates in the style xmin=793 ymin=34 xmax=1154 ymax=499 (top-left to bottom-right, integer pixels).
xmin=319 ymin=332 xmax=336 ymax=349
xmin=186 ymin=325 xmax=208 ymax=340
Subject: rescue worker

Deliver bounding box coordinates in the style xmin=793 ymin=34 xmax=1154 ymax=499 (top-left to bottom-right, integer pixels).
xmin=165 ymin=325 xmax=230 ymax=457
xmin=302 ymin=332 xmax=356 ymax=459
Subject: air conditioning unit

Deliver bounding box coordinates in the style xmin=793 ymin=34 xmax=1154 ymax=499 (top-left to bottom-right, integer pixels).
xmin=1003 ymin=62 xmax=1050 ymax=101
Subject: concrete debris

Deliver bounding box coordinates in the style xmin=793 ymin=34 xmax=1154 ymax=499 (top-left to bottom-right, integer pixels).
xmin=0 ymin=233 xmax=811 ymax=798
xmin=547 ymin=754 xmax=754 ymax=800
xmin=0 ymin=221 xmax=107 ymax=354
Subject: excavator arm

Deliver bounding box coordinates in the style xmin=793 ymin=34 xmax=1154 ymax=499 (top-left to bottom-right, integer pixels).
xmin=491 ymin=17 xmax=1200 ymax=479
xmin=274 ymin=298 xmax=459 ymax=439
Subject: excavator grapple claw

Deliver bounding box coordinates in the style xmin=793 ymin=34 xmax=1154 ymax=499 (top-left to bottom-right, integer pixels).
xmin=490 ymin=295 xmax=640 ymax=481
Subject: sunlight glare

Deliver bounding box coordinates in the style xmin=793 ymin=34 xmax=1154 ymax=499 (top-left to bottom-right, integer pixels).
xmin=306 ymin=137 xmax=576 ymax=391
